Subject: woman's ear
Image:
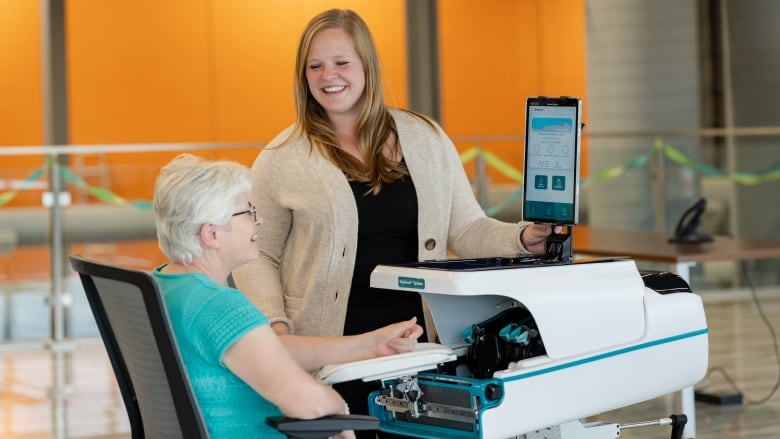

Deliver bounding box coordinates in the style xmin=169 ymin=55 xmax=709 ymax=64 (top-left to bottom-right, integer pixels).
xmin=199 ymin=222 xmax=221 ymax=250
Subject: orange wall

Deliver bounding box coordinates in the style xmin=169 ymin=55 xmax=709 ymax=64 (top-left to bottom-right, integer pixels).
xmin=0 ymin=0 xmax=43 ymax=148
xmin=65 ymin=0 xmax=408 ymax=146
xmin=439 ymin=0 xmax=588 ymax=182
xmin=0 ymin=0 xmax=45 ymax=207
xmin=63 ymin=0 xmax=407 ymax=201
xmin=0 ymin=0 xmax=585 ymax=201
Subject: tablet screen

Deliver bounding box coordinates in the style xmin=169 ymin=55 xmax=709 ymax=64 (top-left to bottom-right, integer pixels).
xmin=522 ymin=96 xmax=582 ymax=225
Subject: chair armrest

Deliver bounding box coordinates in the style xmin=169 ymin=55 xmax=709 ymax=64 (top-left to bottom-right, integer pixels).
xmin=267 ymin=414 xmax=379 ymax=439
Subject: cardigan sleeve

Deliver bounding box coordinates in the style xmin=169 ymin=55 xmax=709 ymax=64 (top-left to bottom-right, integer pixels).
xmin=435 ymin=123 xmax=534 ymax=258
xmin=232 ymin=142 xmax=295 ymax=332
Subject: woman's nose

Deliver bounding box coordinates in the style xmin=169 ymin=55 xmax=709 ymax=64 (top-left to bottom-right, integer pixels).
xmin=321 ymin=64 xmax=336 ymax=79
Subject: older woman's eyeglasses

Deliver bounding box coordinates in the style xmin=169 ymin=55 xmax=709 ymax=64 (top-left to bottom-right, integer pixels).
xmin=232 ymin=203 xmax=257 ymax=222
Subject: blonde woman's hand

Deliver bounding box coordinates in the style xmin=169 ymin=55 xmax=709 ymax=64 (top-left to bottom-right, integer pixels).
xmin=520 ymin=223 xmax=563 ymax=254
xmin=372 ymin=316 xmax=424 ymax=357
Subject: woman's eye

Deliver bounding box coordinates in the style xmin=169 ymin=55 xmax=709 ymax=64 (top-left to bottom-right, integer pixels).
xmin=336 ymin=61 xmax=349 ymax=66
xmin=308 ymin=64 xmax=321 ymax=70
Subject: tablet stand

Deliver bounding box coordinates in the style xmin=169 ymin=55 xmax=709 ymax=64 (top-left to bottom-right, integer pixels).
xmin=542 ymin=228 xmax=573 ymax=262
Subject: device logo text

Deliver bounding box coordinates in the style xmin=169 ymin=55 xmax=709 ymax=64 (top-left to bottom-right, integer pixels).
xmin=398 ymin=277 xmax=425 ymax=289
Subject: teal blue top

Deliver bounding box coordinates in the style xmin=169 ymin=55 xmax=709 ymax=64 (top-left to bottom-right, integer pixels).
xmin=153 ymin=265 xmax=285 ymax=438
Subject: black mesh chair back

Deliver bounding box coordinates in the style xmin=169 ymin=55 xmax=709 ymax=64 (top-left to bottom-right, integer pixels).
xmin=70 ymin=254 xmax=209 ymax=438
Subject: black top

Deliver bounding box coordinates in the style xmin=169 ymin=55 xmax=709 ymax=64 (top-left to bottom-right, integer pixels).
xmin=343 ymin=175 xmax=427 ymax=341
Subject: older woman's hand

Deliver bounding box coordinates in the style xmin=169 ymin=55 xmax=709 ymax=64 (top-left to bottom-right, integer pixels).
xmin=520 ymin=223 xmax=564 ymax=254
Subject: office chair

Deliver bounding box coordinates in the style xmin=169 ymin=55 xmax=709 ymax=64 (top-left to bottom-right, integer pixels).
xmin=69 ymin=254 xmax=378 ymax=439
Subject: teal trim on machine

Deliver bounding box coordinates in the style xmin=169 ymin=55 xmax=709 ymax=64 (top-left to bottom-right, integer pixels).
xmin=504 ymin=328 xmax=709 ymax=382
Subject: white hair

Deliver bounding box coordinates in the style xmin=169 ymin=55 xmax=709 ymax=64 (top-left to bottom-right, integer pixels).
xmin=153 ymin=154 xmax=251 ymax=264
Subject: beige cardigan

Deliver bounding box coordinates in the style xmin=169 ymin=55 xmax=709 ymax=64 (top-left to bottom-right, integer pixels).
xmin=233 ymin=109 xmax=531 ymax=337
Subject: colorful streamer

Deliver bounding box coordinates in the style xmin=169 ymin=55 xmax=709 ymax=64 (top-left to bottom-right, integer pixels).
xmin=460 ymin=137 xmax=780 ymax=216
xmin=1 ymin=142 xmax=776 ymax=213
xmin=0 ymin=165 xmax=48 ymax=207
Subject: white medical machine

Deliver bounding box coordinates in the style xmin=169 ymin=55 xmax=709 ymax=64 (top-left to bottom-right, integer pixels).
xmin=318 ymin=256 xmax=708 ymax=439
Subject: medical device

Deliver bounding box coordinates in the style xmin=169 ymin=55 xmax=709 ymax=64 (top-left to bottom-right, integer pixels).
xmin=319 ymin=257 xmax=707 ymax=439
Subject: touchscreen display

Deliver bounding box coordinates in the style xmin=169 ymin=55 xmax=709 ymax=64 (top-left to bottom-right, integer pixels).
xmin=522 ymin=96 xmax=581 ymax=225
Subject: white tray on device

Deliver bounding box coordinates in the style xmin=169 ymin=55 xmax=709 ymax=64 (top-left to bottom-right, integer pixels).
xmin=317 ymin=342 xmax=457 ymax=384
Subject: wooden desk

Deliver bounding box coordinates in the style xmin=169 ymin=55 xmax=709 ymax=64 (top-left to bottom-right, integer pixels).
xmin=571 ymin=225 xmax=780 ymax=439
xmin=573 ymin=225 xmax=780 ymax=265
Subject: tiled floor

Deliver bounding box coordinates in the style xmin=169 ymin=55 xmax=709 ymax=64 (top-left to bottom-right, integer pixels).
xmin=1 ymin=288 xmax=780 ymax=438
xmin=0 ymin=342 xmax=129 ymax=439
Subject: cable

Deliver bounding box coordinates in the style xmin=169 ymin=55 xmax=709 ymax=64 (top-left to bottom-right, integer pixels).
xmin=699 ymin=260 xmax=780 ymax=405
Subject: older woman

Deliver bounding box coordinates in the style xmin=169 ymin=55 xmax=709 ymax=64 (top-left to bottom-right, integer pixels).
xmin=152 ymin=154 xmax=422 ymax=438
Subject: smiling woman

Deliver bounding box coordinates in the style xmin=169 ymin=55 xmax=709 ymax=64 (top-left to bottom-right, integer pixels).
xmin=231 ymin=9 xmax=561 ymax=439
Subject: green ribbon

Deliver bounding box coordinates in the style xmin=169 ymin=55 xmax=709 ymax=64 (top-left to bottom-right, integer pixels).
xmin=655 ymin=138 xmax=780 ymax=184
xmin=3 ymin=141 xmax=775 ymax=213
xmin=0 ymin=159 xmax=151 ymax=210
xmin=481 ymin=150 xmax=525 ymax=183
xmin=460 ymin=137 xmax=780 ymax=216
xmin=460 ymin=139 xmax=780 ymax=188
xmin=733 ymin=166 xmax=780 ymax=185
xmin=459 ymin=147 xmax=479 ymax=164
xmin=484 ymin=187 xmax=524 ymax=217
xmin=59 ymin=165 xmax=128 ymax=205
xmin=59 ymin=165 xmax=152 ymax=209
xmin=583 ymin=152 xmax=651 ymax=185
xmin=0 ymin=165 xmax=48 ymax=207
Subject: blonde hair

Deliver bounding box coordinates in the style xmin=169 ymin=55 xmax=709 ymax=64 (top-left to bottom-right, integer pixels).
xmin=290 ymin=8 xmax=415 ymax=194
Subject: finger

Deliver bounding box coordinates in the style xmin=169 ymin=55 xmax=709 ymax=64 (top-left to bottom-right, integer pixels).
xmin=403 ymin=324 xmax=423 ymax=339
xmin=388 ymin=339 xmax=415 ymax=352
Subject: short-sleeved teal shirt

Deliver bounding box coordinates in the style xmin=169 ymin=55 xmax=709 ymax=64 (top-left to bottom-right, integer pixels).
xmin=153 ymin=266 xmax=285 ymax=438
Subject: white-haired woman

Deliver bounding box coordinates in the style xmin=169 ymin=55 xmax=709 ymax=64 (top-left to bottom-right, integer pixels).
xmin=152 ymin=154 xmax=422 ymax=438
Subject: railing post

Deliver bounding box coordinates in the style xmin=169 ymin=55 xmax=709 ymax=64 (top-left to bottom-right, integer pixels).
xmin=46 ymin=153 xmax=73 ymax=439
xmin=652 ymin=144 xmax=668 ymax=233
xmin=475 ymin=144 xmax=489 ymax=208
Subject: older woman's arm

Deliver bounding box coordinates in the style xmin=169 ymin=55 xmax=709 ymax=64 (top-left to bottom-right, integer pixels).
xmin=223 ymin=325 xmax=348 ymax=420
xmin=271 ymin=317 xmax=423 ymax=373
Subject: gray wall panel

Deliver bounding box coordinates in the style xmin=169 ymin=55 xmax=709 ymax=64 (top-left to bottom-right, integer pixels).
xmin=586 ymin=0 xmax=702 ymax=232
xmin=725 ymin=0 xmax=780 ymax=271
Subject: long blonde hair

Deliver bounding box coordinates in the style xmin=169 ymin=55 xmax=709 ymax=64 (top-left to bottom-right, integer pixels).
xmin=290 ymin=9 xmax=411 ymax=194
